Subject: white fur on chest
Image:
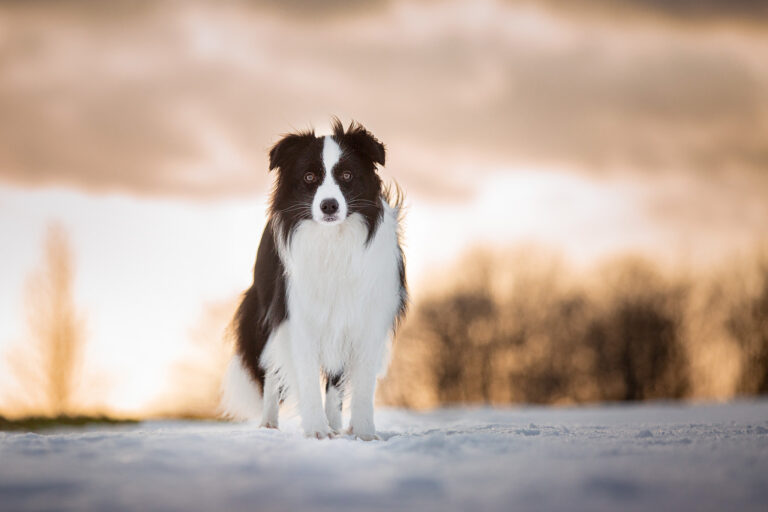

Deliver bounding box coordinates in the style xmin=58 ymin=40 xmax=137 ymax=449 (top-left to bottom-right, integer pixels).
xmin=278 ymin=202 xmax=401 ymax=373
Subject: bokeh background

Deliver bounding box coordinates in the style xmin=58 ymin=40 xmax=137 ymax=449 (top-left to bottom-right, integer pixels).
xmin=1 ymin=0 xmax=767 ymax=419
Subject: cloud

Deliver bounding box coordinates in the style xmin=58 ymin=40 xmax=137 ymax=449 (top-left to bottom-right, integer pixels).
xmin=0 ymin=0 xmax=767 ymax=200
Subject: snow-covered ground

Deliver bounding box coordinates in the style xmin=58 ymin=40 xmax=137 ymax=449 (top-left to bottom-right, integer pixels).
xmin=1 ymin=400 xmax=767 ymax=512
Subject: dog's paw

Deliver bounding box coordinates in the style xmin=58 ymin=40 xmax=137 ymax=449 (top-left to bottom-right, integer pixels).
xmin=260 ymin=421 xmax=279 ymax=430
xmin=307 ymin=429 xmax=333 ymax=440
xmin=303 ymin=421 xmax=333 ymax=439
xmin=346 ymin=426 xmax=380 ymax=442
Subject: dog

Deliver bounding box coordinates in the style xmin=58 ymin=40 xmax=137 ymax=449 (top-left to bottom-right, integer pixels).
xmin=221 ymin=119 xmax=407 ymax=440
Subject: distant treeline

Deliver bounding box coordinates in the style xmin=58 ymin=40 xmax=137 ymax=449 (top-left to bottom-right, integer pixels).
xmin=379 ymin=248 xmax=768 ymax=408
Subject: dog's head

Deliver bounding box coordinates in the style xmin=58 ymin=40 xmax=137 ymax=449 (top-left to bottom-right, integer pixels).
xmin=268 ymin=119 xmax=386 ymax=240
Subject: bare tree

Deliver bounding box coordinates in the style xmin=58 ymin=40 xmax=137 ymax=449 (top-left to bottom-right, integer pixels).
xmin=18 ymin=223 xmax=84 ymax=416
xmin=727 ymin=258 xmax=768 ymax=395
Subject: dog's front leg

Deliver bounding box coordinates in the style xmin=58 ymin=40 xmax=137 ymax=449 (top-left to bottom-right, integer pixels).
xmin=289 ymin=321 xmax=331 ymax=439
xmin=347 ymin=339 xmax=386 ymax=441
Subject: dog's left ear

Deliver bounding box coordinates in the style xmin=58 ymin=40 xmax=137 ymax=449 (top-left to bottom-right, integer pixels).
xmin=332 ymin=118 xmax=385 ymax=167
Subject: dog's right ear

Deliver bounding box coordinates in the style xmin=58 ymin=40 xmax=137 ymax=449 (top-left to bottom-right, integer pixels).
xmin=268 ymin=131 xmax=315 ymax=171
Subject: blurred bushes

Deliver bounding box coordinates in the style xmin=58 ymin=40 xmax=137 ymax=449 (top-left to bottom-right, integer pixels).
xmin=379 ymin=247 xmax=768 ymax=408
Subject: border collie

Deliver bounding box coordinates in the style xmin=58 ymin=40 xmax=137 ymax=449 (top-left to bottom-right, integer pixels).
xmin=221 ymin=119 xmax=407 ymax=440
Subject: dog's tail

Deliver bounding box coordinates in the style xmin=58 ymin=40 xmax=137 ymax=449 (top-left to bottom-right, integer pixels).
xmin=220 ymin=284 xmax=268 ymax=421
xmin=219 ymin=355 xmax=263 ymax=421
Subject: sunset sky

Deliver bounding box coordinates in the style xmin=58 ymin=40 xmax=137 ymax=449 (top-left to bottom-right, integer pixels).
xmin=1 ymin=0 xmax=767 ymax=415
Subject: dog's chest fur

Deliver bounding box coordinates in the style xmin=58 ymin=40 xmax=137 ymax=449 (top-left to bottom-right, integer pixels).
xmin=278 ymin=203 xmax=402 ymax=372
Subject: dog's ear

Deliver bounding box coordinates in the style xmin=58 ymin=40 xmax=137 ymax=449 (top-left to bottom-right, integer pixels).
xmin=332 ymin=118 xmax=385 ymax=167
xmin=268 ymin=131 xmax=315 ymax=171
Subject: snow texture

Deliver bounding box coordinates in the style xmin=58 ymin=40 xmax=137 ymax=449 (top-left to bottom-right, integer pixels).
xmin=1 ymin=400 xmax=767 ymax=512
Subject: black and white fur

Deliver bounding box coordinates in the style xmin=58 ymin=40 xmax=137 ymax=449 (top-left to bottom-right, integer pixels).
xmin=221 ymin=120 xmax=407 ymax=440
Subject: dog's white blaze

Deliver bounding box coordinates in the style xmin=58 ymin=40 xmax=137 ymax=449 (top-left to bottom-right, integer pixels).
xmin=260 ymin=200 xmax=402 ymax=438
xmin=312 ymin=137 xmax=347 ymax=223
xmin=322 ymin=134 xmax=342 ymax=171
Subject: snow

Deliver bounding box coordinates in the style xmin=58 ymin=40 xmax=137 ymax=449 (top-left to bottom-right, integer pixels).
xmin=1 ymin=400 xmax=767 ymax=512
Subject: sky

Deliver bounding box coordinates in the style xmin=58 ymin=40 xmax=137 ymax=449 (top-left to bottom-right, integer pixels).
xmin=1 ymin=0 xmax=767 ymax=415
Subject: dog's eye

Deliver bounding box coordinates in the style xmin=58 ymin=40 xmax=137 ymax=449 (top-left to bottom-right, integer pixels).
xmin=340 ymin=170 xmax=353 ymax=182
xmin=303 ymin=172 xmax=317 ymax=184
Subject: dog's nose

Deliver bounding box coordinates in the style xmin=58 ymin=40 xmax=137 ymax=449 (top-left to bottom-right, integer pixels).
xmin=320 ymin=198 xmax=339 ymax=215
